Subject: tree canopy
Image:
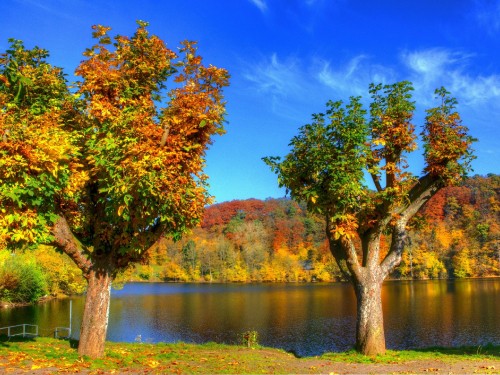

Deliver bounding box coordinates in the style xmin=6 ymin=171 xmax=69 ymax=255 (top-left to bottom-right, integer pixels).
xmin=264 ymin=81 xmax=476 ymax=355
xmin=0 ymin=21 xmax=229 ymax=358
xmin=264 ymin=82 xmax=475 ymax=277
xmin=1 ymin=21 xmax=229 ymax=261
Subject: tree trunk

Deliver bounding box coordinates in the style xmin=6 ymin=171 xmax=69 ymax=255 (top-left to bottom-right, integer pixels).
xmin=77 ymin=266 xmax=113 ymax=358
xmin=354 ymin=278 xmax=385 ymax=356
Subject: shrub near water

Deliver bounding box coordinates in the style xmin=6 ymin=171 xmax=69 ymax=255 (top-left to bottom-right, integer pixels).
xmin=0 ymin=252 xmax=47 ymax=303
xmin=33 ymin=246 xmax=86 ymax=296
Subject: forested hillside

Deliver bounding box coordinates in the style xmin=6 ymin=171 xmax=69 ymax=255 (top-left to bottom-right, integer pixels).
xmin=398 ymin=174 xmax=499 ymax=279
xmin=129 ymin=174 xmax=499 ymax=282
xmin=1 ymin=175 xmax=498 ymax=303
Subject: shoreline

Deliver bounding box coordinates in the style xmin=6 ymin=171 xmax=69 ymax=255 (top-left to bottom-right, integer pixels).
xmin=0 ymin=338 xmax=499 ymax=374
xmin=2 ymin=276 xmax=499 ymax=308
xmin=0 ymin=294 xmax=65 ymax=309
xmin=126 ymin=274 xmax=500 ymax=283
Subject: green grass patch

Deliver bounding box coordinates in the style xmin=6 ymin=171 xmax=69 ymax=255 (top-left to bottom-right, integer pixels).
xmin=0 ymin=337 xmax=498 ymax=374
xmin=321 ymin=344 xmax=500 ymax=363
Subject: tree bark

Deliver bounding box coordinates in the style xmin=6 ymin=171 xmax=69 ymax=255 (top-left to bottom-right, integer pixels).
xmin=51 ymin=215 xmax=91 ymax=275
xmin=328 ymin=228 xmax=387 ymax=356
xmin=77 ymin=265 xmax=113 ymax=358
xmin=354 ymin=277 xmax=385 ymax=356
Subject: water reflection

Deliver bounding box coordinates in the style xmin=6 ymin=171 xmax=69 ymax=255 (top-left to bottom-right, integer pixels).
xmin=383 ymin=279 xmax=500 ymax=350
xmin=1 ymin=279 xmax=498 ymax=356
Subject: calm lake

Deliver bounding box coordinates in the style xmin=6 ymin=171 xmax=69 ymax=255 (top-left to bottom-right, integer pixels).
xmin=1 ymin=279 xmax=499 ymax=356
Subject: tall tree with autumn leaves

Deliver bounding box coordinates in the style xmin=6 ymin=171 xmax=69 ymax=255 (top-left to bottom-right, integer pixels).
xmin=0 ymin=22 xmax=229 ymax=358
xmin=265 ymin=81 xmax=475 ymax=355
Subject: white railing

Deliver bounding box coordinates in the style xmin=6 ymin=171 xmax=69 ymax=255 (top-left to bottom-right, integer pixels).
xmin=54 ymin=326 xmax=71 ymax=339
xmin=1 ymin=300 xmax=73 ymax=340
xmin=0 ymin=324 xmax=38 ymax=338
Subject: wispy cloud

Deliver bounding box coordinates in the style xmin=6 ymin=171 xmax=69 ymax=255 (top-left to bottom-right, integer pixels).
xmin=401 ymin=48 xmax=500 ymax=106
xmin=243 ymin=53 xmax=303 ymax=101
xmin=314 ymin=48 xmax=500 ymax=108
xmin=315 ymin=55 xmax=396 ymax=97
xmin=243 ymin=52 xmax=404 ymax=113
xmin=244 ymin=47 xmax=500 ymax=125
xmin=249 ymin=0 xmax=267 ymax=13
xmin=402 ymin=49 xmax=463 ymax=76
xmin=242 ymin=53 xmax=338 ymax=118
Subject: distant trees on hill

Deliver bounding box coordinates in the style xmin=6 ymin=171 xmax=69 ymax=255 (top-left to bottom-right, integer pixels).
xmin=1 ymin=175 xmax=498 ymax=299
xmin=127 ymin=174 xmax=499 ymax=283
xmin=397 ymin=174 xmax=499 ymax=279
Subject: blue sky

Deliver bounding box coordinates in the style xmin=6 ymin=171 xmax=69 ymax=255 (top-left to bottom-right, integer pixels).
xmin=2 ymin=0 xmax=499 ymax=203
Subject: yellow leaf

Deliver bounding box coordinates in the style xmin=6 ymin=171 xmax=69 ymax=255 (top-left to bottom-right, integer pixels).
xmin=148 ymin=360 xmax=160 ymax=368
xmin=118 ymin=205 xmax=125 ymax=217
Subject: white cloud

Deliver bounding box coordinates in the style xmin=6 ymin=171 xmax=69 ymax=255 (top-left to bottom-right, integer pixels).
xmin=402 ymin=49 xmax=459 ymax=75
xmin=249 ymin=0 xmax=267 ymax=13
xmin=401 ymin=48 xmax=500 ymax=106
xmin=315 ymin=55 xmax=396 ymax=97
xmin=243 ymin=52 xmax=404 ymax=113
xmin=316 ymin=56 xmax=366 ymax=95
xmin=243 ymin=53 xmax=302 ymax=99
xmin=243 ymin=47 xmax=500 ymax=130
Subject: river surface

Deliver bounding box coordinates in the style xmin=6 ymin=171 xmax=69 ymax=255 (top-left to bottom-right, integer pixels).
xmin=1 ymin=279 xmax=499 ymax=356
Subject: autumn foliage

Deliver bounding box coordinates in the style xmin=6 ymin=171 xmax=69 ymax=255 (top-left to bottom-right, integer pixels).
xmin=399 ymin=174 xmax=499 ymax=279
xmin=1 ymin=175 xmax=498 ymax=306
xmin=264 ymin=81 xmax=476 ymax=355
xmin=0 ymin=21 xmax=228 ymax=358
xmin=112 ymin=175 xmax=498 ymax=283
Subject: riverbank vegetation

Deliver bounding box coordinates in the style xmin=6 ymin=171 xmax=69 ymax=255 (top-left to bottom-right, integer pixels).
xmin=0 ymin=337 xmax=498 ymax=374
xmin=0 ymin=174 xmax=498 ymax=305
xmin=0 ymin=246 xmax=86 ymax=305
xmin=129 ymin=173 xmax=499 ymax=283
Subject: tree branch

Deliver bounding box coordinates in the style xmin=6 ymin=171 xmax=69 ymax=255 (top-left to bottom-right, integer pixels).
xmin=327 ymin=239 xmax=353 ymax=282
xmin=327 ymin=229 xmax=362 ymax=283
xmin=380 ymin=221 xmax=407 ymax=278
xmin=113 ymin=219 xmax=165 ymax=270
xmin=361 ymin=229 xmax=382 ymax=270
xmin=385 ymin=155 xmax=396 ymax=190
xmin=160 ymin=124 xmax=170 ymax=147
xmin=51 ymin=215 xmax=92 ymax=277
xmin=380 ymin=173 xmax=442 ymax=277
xmin=403 ymin=173 xmax=442 ymax=220
xmin=371 ymin=173 xmax=383 ymax=192
xmin=341 ymin=236 xmax=362 ymax=280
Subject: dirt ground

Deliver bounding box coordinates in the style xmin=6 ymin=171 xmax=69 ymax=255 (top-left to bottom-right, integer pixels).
xmin=3 ymin=358 xmax=500 ymax=374
xmin=293 ymin=358 xmax=500 ymax=374
xmin=1 ymin=341 xmax=499 ymax=374
xmin=239 ymin=349 xmax=500 ymax=374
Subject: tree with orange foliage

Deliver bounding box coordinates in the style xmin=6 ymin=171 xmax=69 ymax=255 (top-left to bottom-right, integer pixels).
xmin=0 ymin=21 xmax=229 ymax=358
xmin=265 ymin=81 xmax=475 ymax=355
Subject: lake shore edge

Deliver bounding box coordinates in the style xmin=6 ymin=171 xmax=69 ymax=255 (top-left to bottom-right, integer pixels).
xmin=1 ymin=337 xmax=499 ymax=374
xmin=2 ymin=275 xmax=499 ymax=308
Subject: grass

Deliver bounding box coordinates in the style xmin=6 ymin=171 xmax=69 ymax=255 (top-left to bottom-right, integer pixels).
xmin=0 ymin=336 xmax=499 ymax=374
xmin=322 ymin=344 xmax=500 ymax=363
